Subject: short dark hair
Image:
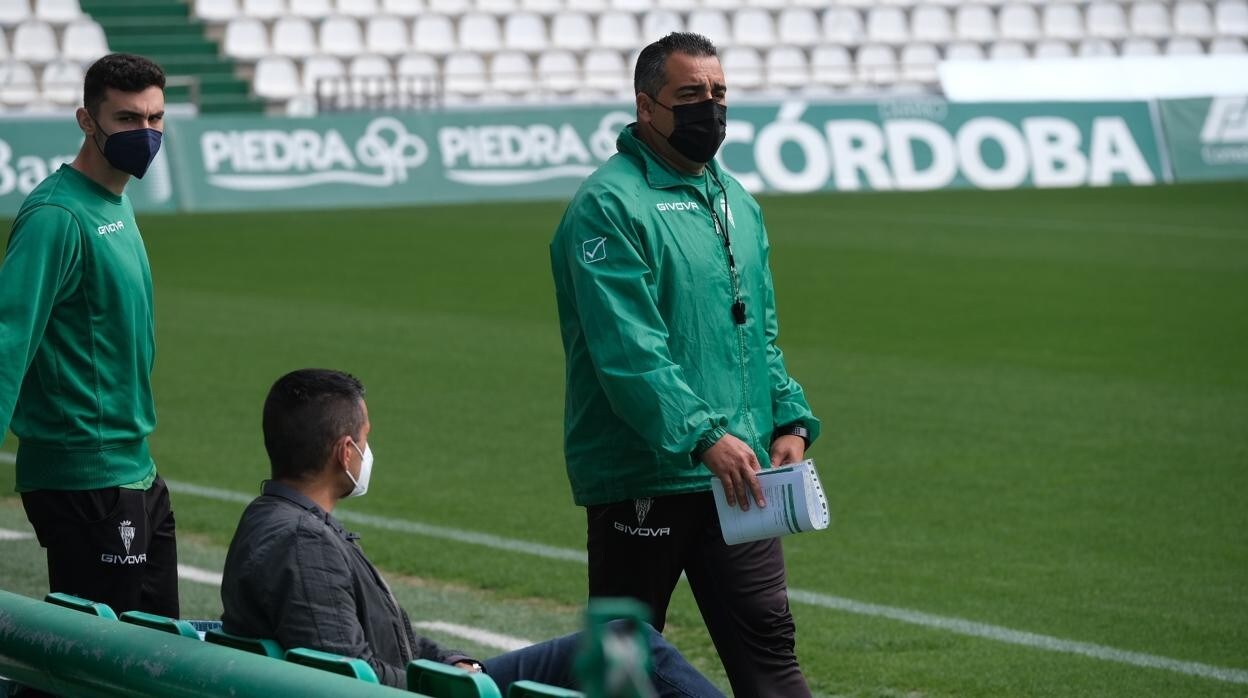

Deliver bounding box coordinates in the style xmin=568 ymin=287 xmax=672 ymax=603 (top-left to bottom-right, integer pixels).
xmin=262 ymin=369 xmax=367 ymax=481
xmin=83 ymin=53 xmax=166 ymax=115
xmin=633 ymin=32 xmax=718 ymax=97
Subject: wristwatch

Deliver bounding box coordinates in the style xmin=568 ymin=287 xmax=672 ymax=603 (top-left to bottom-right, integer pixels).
xmin=772 ymin=422 xmax=810 ymax=449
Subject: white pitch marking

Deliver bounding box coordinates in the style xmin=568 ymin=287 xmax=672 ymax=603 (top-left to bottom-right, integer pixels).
xmin=177 ymin=564 xmax=224 ymax=586
xmin=412 ymin=621 xmax=531 ymax=653
xmin=0 ymin=528 xmax=34 ymax=541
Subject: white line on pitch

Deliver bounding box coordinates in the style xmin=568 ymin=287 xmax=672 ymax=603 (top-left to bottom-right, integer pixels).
xmin=0 ymin=528 xmax=34 ymax=541
xmin=412 ymin=621 xmax=531 ymax=653
xmin=0 ymin=458 xmax=1242 ymax=686
xmin=177 ymin=564 xmax=223 ymax=586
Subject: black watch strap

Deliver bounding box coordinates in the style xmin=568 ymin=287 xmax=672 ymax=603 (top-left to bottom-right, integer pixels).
xmin=772 ymin=423 xmax=810 ymax=449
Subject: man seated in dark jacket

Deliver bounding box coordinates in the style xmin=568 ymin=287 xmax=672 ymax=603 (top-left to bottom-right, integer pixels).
xmin=221 ymin=368 xmax=723 ymax=695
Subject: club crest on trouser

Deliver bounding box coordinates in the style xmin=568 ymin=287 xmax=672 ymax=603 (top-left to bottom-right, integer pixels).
xmin=634 ymin=498 xmax=653 ymax=526
xmin=119 ymin=520 xmax=135 ymax=555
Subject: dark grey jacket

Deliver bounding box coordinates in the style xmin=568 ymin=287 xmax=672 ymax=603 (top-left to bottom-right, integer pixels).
xmin=221 ymin=481 xmax=471 ymax=688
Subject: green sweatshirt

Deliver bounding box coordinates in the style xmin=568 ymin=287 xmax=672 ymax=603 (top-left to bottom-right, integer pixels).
xmin=0 ymin=165 xmax=157 ymax=491
xmin=550 ymin=126 xmax=819 ymax=506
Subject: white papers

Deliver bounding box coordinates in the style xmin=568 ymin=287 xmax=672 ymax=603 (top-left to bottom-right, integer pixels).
xmin=710 ymin=459 xmax=830 ymax=545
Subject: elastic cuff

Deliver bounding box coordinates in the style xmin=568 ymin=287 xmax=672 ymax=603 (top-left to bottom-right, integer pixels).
xmin=693 ymin=425 xmax=728 ymax=458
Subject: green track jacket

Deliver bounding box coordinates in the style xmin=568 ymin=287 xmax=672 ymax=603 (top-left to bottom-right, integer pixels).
xmin=551 ymin=125 xmax=819 ymax=506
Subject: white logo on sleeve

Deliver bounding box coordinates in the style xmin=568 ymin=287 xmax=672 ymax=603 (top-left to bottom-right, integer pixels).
xmin=582 ymin=237 xmax=607 ymax=264
xmin=97 ymin=220 xmax=125 ymax=236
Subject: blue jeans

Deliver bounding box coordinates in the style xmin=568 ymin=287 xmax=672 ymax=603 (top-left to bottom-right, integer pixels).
xmin=482 ymin=622 xmax=724 ymax=697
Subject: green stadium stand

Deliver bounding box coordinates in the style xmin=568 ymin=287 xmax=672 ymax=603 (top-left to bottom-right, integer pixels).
xmin=286 ymin=647 xmax=381 ymax=684
xmin=77 ymin=0 xmax=264 ymax=114
xmin=573 ymin=599 xmax=654 ymax=698
xmin=507 ymin=681 xmax=585 ymax=698
xmin=43 ymin=592 xmax=118 ymax=620
xmin=205 ymin=628 xmax=285 ymax=659
xmin=119 ymin=610 xmax=201 ymax=640
xmin=406 ymin=659 xmax=503 ymax=698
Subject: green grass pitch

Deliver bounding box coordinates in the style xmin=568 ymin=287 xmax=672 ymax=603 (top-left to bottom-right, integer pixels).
xmin=2 ymin=181 xmax=1246 ymax=696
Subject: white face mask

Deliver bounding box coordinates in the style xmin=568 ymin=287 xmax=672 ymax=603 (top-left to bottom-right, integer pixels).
xmin=345 ymin=440 xmax=373 ymax=498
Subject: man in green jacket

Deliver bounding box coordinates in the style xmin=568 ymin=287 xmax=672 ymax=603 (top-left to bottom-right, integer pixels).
xmin=0 ymin=54 xmax=177 ymax=616
xmin=550 ymin=33 xmax=819 ymax=697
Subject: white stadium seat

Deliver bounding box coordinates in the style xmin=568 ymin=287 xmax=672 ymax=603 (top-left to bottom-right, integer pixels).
xmin=457 ymin=13 xmax=502 ymax=53
xmin=720 ymin=47 xmax=762 ymax=89
xmin=566 ymin=0 xmax=607 ymax=10
xmin=954 ymin=5 xmax=997 ymax=42
xmin=320 ymin=15 xmax=364 ymax=57
xmin=911 ymin=6 xmax=954 ymax=43
xmin=899 ymin=42 xmax=940 ymax=83
xmin=41 ymin=59 xmax=82 ymax=103
xmin=479 ymin=0 xmax=521 ymax=13
xmin=491 ymin=50 xmax=534 ymax=94
xmin=428 ymin=0 xmax=471 ymax=11
xmin=1086 ymin=3 xmax=1128 ymax=40
xmin=288 ymin=0 xmax=331 ymax=17
xmin=777 ymin=8 xmax=819 ymax=47
xmin=988 ymin=40 xmax=1029 ymax=60
xmin=1211 ymin=36 xmax=1247 ymax=52
xmin=0 ymin=1 xmax=32 ymax=27
xmin=856 ymin=44 xmax=898 ymax=85
xmin=301 ymin=55 xmax=345 ymax=94
xmin=582 ymin=48 xmax=627 ymax=93
xmin=654 ymin=0 xmax=696 ymax=10
xmin=1077 ymin=38 xmax=1117 ymax=56
xmin=866 ymin=6 xmax=908 ymax=44
xmin=396 ymin=52 xmax=438 ymax=92
xmin=536 ymin=49 xmax=580 ymax=92
xmin=1043 ymin=4 xmax=1084 ymax=40
xmin=1164 ymin=36 xmax=1205 ymax=53
xmin=1033 ymin=40 xmax=1074 ymax=58
xmin=702 ymin=0 xmax=742 ymax=9
xmin=999 ymin=4 xmax=1041 ymax=42
xmin=503 ymin=13 xmax=548 ymax=51
xmin=521 ymin=0 xmax=564 ymax=11
xmin=822 ymin=8 xmax=865 ymax=46
xmin=348 ymin=53 xmax=393 ymax=102
xmin=336 ymin=0 xmax=379 ymax=16
xmin=1121 ymin=37 xmax=1161 ymax=55
xmin=223 ymin=18 xmax=269 ymax=60
xmin=365 ymin=16 xmax=409 ymax=56
xmin=551 ymin=12 xmax=594 ymax=50
xmin=642 ymin=10 xmax=683 ymax=41
xmin=611 ymin=0 xmax=652 ymax=10
xmin=944 ymin=41 xmax=985 ymax=60
xmin=253 ymin=55 xmax=301 ymax=99
xmin=0 ymin=61 xmax=38 ymax=105
xmin=1174 ymin=1 xmax=1215 ymax=38
xmin=733 ymin=8 xmax=777 ymax=47
xmin=413 ymin=14 xmax=456 ymax=54
xmin=597 ymin=11 xmax=641 ymax=50
xmin=765 ymin=46 xmax=808 ymax=89
xmin=61 ymin=19 xmax=108 ymax=63
xmin=242 ymin=0 xmax=286 ymax=20
xmin=13 ymin=21 xmax=58 ymax=63
xmin=1130 ymin=2 xmax=1172 ymax=39
xmin=381 ymin=0 xmax=423 ymax=17
xmin=272 ymin=17 xmax=317 ymax=57
xmin=195 ymin=0 xmax=240 ymax=22
xmin=1216 ymin=0 xmax=1248 ymax=35
xmin=0 ymin=29 xmax=7 ymax=59
xmin=686 ymin=10 xmax=731 ymax=46
xmin=35 ymin=0 xmax=82 ymax=24
xmin=811 ymin=44 xmax=852 ymax=87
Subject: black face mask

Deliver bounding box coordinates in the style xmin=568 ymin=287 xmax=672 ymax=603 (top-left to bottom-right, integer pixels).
xmin=651 ymin=98 xmax=727 ymax=164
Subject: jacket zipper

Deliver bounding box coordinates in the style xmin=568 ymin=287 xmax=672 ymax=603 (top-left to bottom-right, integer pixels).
xmin=708 ymin=190 xmax=761 ymax=453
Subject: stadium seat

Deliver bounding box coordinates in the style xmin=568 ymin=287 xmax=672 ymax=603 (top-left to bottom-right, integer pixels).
xmin=954 ymin=5 xmax=997 ymax=42
xmin=287 ymin=648 xmax=380 ymax=683
xmin=507 ymin=681 xmax=584 ymax=698
xmin=866 ymin=6 xmax=908 ymax=44
xmin=856 ymin=43 xmax=898 ymax=85
xmin=429 ymin=0 xmax=471 ymax=12
xmin=43 ymin=592 xmax=117 ymax=619
xmin=1216 ymin=0 xmax=1248 ymax=35
xmin=397 ymin=52 xmax=439 ymax=96
xmin=61 ymin=19 xmax=108 ymax=63
xmin=479 ymin=0 xmax=521 ymax=14
xmin=335 ymin=0 xmax=378 ymax=16
xmin=732 ymin=7 xmax=777 ymax=47
xmin=302 ymin=54 xmax=345 ymax=95
xmin=764 ymin=46 xmax=807 ymax=89
xmin=566 ymin=0 xmax=607 ymax=10
xmin=720 ymin=47 xmax=762 ymax=90
xmin=1174 ymin=0 xmax=1216 ymax=37
xmin=1086 ymin=2 xmax=1129 ymax=40
xmin=642 ymin=10 xmax=683 ymax=41
xmin=288 ymin=0 xmax=331 ymax=17
xmin=1033 ymin=39 xmax=1074 ymax=58
xmin=204 ymin=628 xmax=285 ymax=658
xmin=414 ymin=14 xmax=457 ymax=54
xmin=911 ymin=6 xmax=954 ymax=43
xmin=224 ymin=18 xmax=270 ymax=60
xmin=988 ymin=40 xmax=1029 ymax=60
xmin=597 ymin=11 xmax=641 ymax=50
xmin=503 ymin=13 xmax=548 ymax=51
xmin=1211 ymin=35 xmax=1247 ymax=52
xmin=686 ymin=10 xmax=731 ymax=46
xmin=34 ymin=0 xmax=82 ymax=24
xmin=272 ymin=17 xmax=317 ymax=57
xmin=120 ymin=610 xmax=201 ymax=639
xmin=0 ymin=1 xmax=32 ymax=28
xmin=654 ymin=0 xmax=696 ymax=10
xmin=12 ymin=21 xmax=57 ymax=63
xmin=776 ymin=8 xmax=819 ymax=46
xmin=41 ymin=59 xmax=83 ymax=103
xmin=810 ymin=44 xmax=852 ymax=87
xmin=1076 ymin=37 xmax=1117 ymax=56
xmin=999 ymin=4 xmax=1041 ymax=41
xmin=444 ymin=51 xmax=488 ymax=97
xmin=944 ymin=41 xmax=986 ymax=60
xmin=611 ymin=0 xmax=652 ymax=10
xmin=490 ymin=50 xmax=534 ymax=94
xmin=458 ymin=13 xmax=503 ymax=53
xmin=1120 ymin=37 xmax=1161 ymax=55
xmin=253 ymin=55 xmax=301 ymax=99
xmin=0 ymin=30 xmax=8 ymax=60
xmin=899 ymin=42 xmax=940 ymax=83
xmin=0 ymin=61 xmax=34 ymax=107
xmin=195 ymin=0 xmax=241 ymax=22
xmin=364 ymin=16 xmax=409 ymax=56
xmin=381 ymin=0 xmax=423 ymax=17
xmin=1043 ymin=4 xmax=1084 ymax=40
xmin=822 ymin=7 xmax=865 ymax=46
xmin=1163 ymin=36 xmax=1205 ymax=53
xmin=243 ymin=0 xmax=287 ymax=20
xmin=535 ymin=49 xmax=579 ymax=92
xmin=321 ymin=15 xmax=364 ymax=57
xmin=348 ymin=54 xmax=394 ymax=105
xmin=1129 ymin=2 xmax=1172 ymax=39
xmin=582 ymin=48 xmax=626 ymax=93
xmin=407 ymin=659 xmax=503 ymax=698
xmin=550 ymin=12 xmax=594 ymax=50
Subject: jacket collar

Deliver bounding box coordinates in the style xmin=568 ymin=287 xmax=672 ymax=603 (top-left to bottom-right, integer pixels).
xmin=617 ymin=124 xmax=724 ymax=193
xmin=261 ymin=479 xmax=359 ymax=542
